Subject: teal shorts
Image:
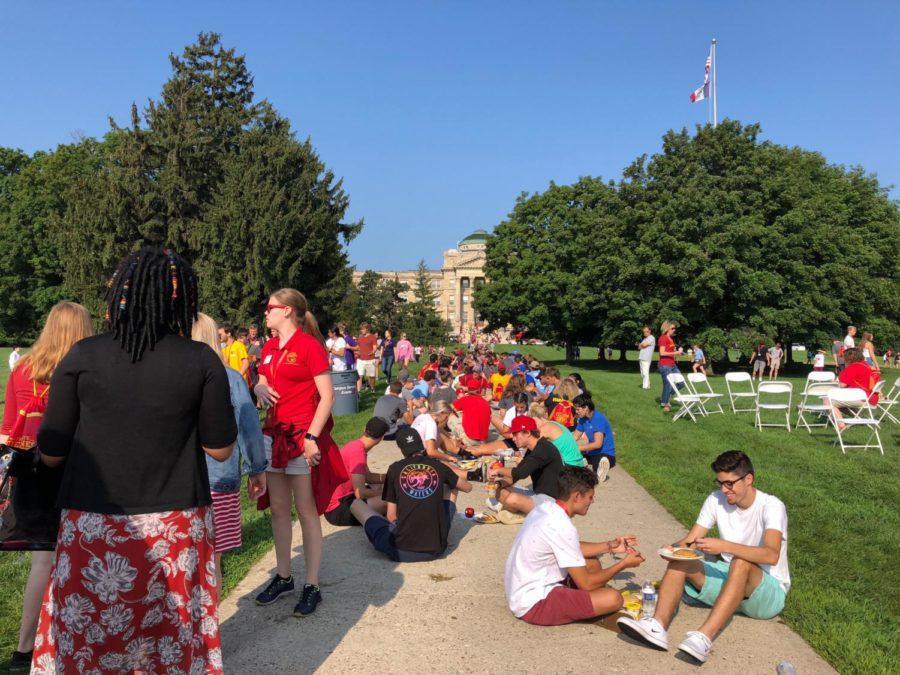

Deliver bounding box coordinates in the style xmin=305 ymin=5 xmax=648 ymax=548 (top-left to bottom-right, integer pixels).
xmin=683 ymin=559 xmax=786 ymax=619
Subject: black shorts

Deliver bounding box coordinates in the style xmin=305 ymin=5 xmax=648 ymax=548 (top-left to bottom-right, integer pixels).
xmin=324 ymin=493 xmax=361 ymax=527
xmin=586 ymin=454 xmax=616 ymax=472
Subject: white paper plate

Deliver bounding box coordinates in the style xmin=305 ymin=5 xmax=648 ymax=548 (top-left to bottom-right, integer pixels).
xmin=658 ymin=547 xmax=704 ymax=562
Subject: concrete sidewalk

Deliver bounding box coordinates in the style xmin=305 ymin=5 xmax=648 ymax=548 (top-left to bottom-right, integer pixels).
xmin=218 ymin=443 xmax=834 ymax=674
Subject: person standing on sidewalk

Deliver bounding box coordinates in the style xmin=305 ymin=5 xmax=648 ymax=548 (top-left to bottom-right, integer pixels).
xmin=658 ymin=321 xmax=684 ymax=413
xmin=1 ymin=302 xmax=93 ymax=672
xmin=253 ymin=288 xmax=347 ymax=618
xmin=637 ymin=327 xmax=655 ymax=390
xmin=617 ymin=451 xmax=790 ymax=664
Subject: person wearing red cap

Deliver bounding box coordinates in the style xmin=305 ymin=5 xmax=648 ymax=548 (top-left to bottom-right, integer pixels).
xmin=488 ymin=415 xmax=563 ymax=516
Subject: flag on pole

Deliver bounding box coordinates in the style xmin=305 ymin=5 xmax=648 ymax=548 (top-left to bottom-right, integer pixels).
xmin=690 ymin=51 xmax=712 ymax=103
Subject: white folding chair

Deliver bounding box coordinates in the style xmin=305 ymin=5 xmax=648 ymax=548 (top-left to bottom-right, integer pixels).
xmin=725 ymin=372 xmax=756 ymax=413
xmin=686 ymin=372 xmax=724 ymax=415
xmin=667 ymin=373 xmax=704 ymax=423
xmin=755 ymin=381 xmax=793 ymax=431
xmin=874 ymin=377 xmax=900 ymax=424
xmin=795 ymin=382 xmax=836 ymax=433
xmin=828 ymin=388 xmax=883 ymax=455
xmin=806 ymin=371 xmax=836 ymax=384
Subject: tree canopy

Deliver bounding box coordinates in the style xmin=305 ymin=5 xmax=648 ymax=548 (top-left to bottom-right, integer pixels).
xmin=475 ymin=121 xmax=900 ymax=359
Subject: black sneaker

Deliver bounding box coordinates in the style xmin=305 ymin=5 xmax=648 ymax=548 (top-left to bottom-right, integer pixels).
xmin=9 ymin=650 xmax=33 ymax=672
xmin=293 ymin=584 xmax=322 ymax=617
xmin=255 ymin=574 xmax=294 ymax=605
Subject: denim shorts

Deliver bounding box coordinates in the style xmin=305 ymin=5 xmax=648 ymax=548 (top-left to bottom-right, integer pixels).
xmin=363 ymin=500 xmax=455 ymax=562
xmin=683 ymin=559 xmax=786 ymax=619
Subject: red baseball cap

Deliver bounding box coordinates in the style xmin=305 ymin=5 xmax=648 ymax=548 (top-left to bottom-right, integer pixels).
xmin=509 ymin=415 xmax=537 ymax=434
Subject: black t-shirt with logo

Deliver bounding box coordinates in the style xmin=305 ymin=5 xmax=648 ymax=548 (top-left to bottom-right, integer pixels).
xmin=755 ymin=346 xmax=768 ymax=362
xmin=383 ymin=454 xmax=458 ymax=554
xmin=511 ymin=437 xmax=562 ymax=498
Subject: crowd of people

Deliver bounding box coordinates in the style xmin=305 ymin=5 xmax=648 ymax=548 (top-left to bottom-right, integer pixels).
xmin=5 ymin=246 xmax=873 ymax=670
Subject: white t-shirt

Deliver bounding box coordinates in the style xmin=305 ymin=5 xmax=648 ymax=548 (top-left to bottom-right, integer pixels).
xmin=8 ymin=350 xmax=21 ymax=370
xmin=696 ymin=489 xmax=790 ymax=592
xmin=843 ymin=334 xmax=855 ymax=349
xmin=502 ymin=406 xmax=519 ymax=428
xmin=325 ymin=337 xmax=346 ymax=371
xmin=504 ymin=500 xmax=586 ymax=617
xmin=638 ymin=335 xmax=656 ymax=362
xmin=411 ymin=413 xmax=438 ymax=444
xmin=813 ymin=353 xmax=825 ymax=368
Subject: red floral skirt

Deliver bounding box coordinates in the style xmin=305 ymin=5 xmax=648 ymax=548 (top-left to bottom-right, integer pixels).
xmin=31 ymin=507 xmax=222 ymax=674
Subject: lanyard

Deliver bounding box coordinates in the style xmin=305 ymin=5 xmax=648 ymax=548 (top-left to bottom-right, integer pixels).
xmin=555 ymin=499 xmax=571 ymax=517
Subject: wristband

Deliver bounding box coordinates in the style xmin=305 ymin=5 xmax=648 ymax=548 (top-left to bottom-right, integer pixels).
xmin=304 ymin=432 xmax=319 ymax=442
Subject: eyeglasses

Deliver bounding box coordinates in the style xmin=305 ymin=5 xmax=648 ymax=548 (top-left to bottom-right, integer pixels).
xmin=265 ymin=304 xmax=289 ymax=314
xmin=715 ymin=474 xmax=748 ymax=491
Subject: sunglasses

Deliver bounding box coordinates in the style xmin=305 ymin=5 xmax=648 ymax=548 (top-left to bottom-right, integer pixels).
xmin=715 ymin=474 xmax=749 ymax=491
xmin=265 ymin=304 xmax=289 ymax=314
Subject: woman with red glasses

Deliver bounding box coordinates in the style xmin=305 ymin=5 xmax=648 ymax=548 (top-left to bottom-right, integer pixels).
xmin=253 ymin=289 xmax=347 ymax=617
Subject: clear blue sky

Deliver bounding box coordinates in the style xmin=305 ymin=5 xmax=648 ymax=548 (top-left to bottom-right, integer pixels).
xmin=2 ymin=2 xmax=898 ymax=270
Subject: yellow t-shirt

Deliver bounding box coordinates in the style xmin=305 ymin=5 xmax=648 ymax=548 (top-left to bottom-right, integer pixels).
xmin=489 ymin=373 xmax=511 ymax=401
xmin=222 ymin=340 xmax=249 ymax=372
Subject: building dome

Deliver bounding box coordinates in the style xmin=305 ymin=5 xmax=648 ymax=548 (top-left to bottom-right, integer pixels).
xmin=459 ymin=229 xmax=490 ymax=245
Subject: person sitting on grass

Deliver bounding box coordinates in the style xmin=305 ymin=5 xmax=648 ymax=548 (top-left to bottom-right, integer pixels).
xmin=617 ymin=450 xmax=790 ymax=664
xmin=505 ymin=466 xmax=644 ymax=626
xmin=529 ymin=403 xmax=585 ymax=467
xmin=572 ymin=394 xmax=615 ymax=483
xmin=324 ymin=417 xmax=390 ymax=527
xmin=486 ymin=416 xmax=562 ymax=515
xmin=350 ymin=427 xmax=472 ymax=562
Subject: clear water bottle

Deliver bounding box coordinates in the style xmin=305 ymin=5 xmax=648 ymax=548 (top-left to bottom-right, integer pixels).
xmin=776 ymin=662 xmax=797 ymax=675
xmin=641 ymin=579 xmax=657 ymax=619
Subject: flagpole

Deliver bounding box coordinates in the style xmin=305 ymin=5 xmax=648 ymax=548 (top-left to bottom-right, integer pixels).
xmin=711 ymin=38 xmax=718 ymax=127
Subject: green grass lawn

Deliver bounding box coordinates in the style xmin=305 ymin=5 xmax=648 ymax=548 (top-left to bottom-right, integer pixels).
xmin=2 ymin=345 xmax=898 ymax=673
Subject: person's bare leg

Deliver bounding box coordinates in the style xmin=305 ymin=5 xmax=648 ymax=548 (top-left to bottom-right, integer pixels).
xmin=469 ymin=439 xmax=508 ymax=457
xmin=496 ymin=485 xmax=536 ymax=515
xmin=350 ymin=498 xmax=380 ymax=526
xmin=16 ymin=550 xmax=54 ymax=652
xmin=697 ymin=558 xmax=763 ymax=639
xmin=265 ymin=471 xmax=294 ymax=578
xmin=654 ymin=560 xmax=706 ymax=630
xmin=365 ymin=496 xmax=388 ymax=515
xmin=293 ymin=474 xmax=322 ymax=586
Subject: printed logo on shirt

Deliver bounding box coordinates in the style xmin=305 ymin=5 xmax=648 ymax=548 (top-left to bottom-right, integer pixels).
xmin=263 ymin=355 xmax=273 ymax=365
xmin=285 ymin=352 xmax=298 ymax=365
xmin=399 ymin=463 xmax=440 ymax=500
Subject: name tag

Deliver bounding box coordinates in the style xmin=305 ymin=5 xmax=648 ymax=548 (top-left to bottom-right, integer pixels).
xmin=263 ymin=354 xmax=273 ymax=365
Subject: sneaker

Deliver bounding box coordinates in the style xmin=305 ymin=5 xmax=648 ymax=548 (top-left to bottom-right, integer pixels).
xmin=677 ymin=631 xmax=713 ymax=663
xmin=8 ymin=650 xmax=32 ymax=672
xmin=485 ymin=497 xmax=501 ymax=512
xmin=597 ymin=456 xmax=611 ymax=483
xmin=294 ymin=584 xmax=322 ymax=617
xmin=255 ymin=574 xmax=294 ymax=605
xmin=616 ymin=616 xmax=669 ymax=650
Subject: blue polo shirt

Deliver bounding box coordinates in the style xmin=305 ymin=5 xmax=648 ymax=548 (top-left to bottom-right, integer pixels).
xmin=576 ymin=410 xmax=615 ymax=458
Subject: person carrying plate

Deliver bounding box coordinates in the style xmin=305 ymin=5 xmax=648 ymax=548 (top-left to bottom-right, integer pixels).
xmin=617 ymin=450 xmax=790 ymax=664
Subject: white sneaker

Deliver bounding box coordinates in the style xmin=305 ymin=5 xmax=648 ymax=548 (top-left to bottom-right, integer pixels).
xmin=677 ymin=631 xmax=713 ymax=663
xmin=597 ymin=456 xmax=611 ymax=483
xmin=485 ymin=497 xmax=501 ymax=512
xmin=616 ymin=616 xmax=669 ymax=650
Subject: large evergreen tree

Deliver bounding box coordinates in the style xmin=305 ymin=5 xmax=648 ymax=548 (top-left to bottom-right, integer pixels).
xmin=403 ymin=260 xmax=451 ymax=344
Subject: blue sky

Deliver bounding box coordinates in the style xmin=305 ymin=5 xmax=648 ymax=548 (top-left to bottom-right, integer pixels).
xmin=2 ymin=2 xmax=898 ymax=270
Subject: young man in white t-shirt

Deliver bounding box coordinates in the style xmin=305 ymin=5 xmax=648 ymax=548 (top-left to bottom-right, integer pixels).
xmin=618 ymin=451 xmax=790 ymax=663
xmin=504 ymin=466 xmax=644 ymax=626
xmin=637 ymin=327 xmax=655 ymax=390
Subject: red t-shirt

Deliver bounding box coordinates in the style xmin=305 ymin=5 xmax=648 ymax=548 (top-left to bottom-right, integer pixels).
xmin=458 ymin=373 xmax=486 ymax=394
xmin=357 ymin=334 xmax=377 ymax=361
xmin=259 ymin=329 xmax=330 ymax=429
xmin=2 ymin=363 xmax=49 ymax=448
xmin=326 ymin=439 xmax=368 ymax=512
xmin=838 ymin=362 xmax=880 ymax=404
xmin=453 ymin=394 xmax=491 ymax=441
xmin=658 ymin=334 xmax=676 ymax=367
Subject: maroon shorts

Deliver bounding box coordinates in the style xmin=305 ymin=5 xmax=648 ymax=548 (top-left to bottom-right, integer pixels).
xmin=520 ymin=583 xmax=596 ymax=626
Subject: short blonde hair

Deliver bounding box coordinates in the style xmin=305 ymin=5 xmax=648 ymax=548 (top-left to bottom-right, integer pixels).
xmin=528 ymin=402 xmax=548 ymax=420
xmin=191 ymin=312 xmax=225 ymax=364
xmin=661 ymin=320 xmax=677 ymax=332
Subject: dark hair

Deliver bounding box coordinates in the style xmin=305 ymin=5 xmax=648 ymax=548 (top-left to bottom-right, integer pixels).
xmin=511 ymin=392 xmax=530 ymax=406
xmin=558 ymin=466 xmax=599 ymax=499
xmin=389 ymin=380 xmax=403 ymax=395
xmin=569 ymin=372 xmax=589 ymax=396
xmin=544 ymin=366 xmax=560 ymax=379
xmin=220 ymin=323 xmax=235 ymax=337
xmin=843 ymin=347 xmax=864 ymax=364
xmin=440 ymin=356 xmax=452 ymax=369
xmin=572 ymin=394 xmax=594 ymax=411
xmin=438 ymin=367 xmax=452 ymax=382
xmin=423 ymin=370 xmax=437 ymax=382
xmin=364 ymin=417 xmax=389 ymax=439
xmin=429 ymin=353 xmax=438 ymax=363
xmin=236 ymin=327 xmax=249 ymax=339
xmin=711 ymin=450 xmax=754 ymax=477
xmin=106 ymin=246 xmax=198 ymax=362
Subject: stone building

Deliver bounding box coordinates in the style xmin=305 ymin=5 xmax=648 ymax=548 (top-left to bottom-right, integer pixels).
xmin=351 ymin=229 xmax=490 ymax=336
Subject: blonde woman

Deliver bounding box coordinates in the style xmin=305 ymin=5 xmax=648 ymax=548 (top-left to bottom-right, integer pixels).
xmin=253 ymin=289 xmax=344 ymax=617
xmin=1 ymin=301 xmax=92 ymax=671
xmin=411 ymin=399 xmax=460 ymax=461
xmin=192 ymin=313 xmax=268 ymax=590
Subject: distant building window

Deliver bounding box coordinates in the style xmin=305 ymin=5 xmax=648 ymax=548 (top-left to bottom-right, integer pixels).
xmin=431 ymin=281 xmax=441 ymax=289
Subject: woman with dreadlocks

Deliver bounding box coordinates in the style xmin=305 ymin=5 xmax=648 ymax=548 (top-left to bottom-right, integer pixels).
xmin=252 ymin=288 xmax=346 ymax=617
xmin=31 ymin=246 xmax=236 ymax=674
